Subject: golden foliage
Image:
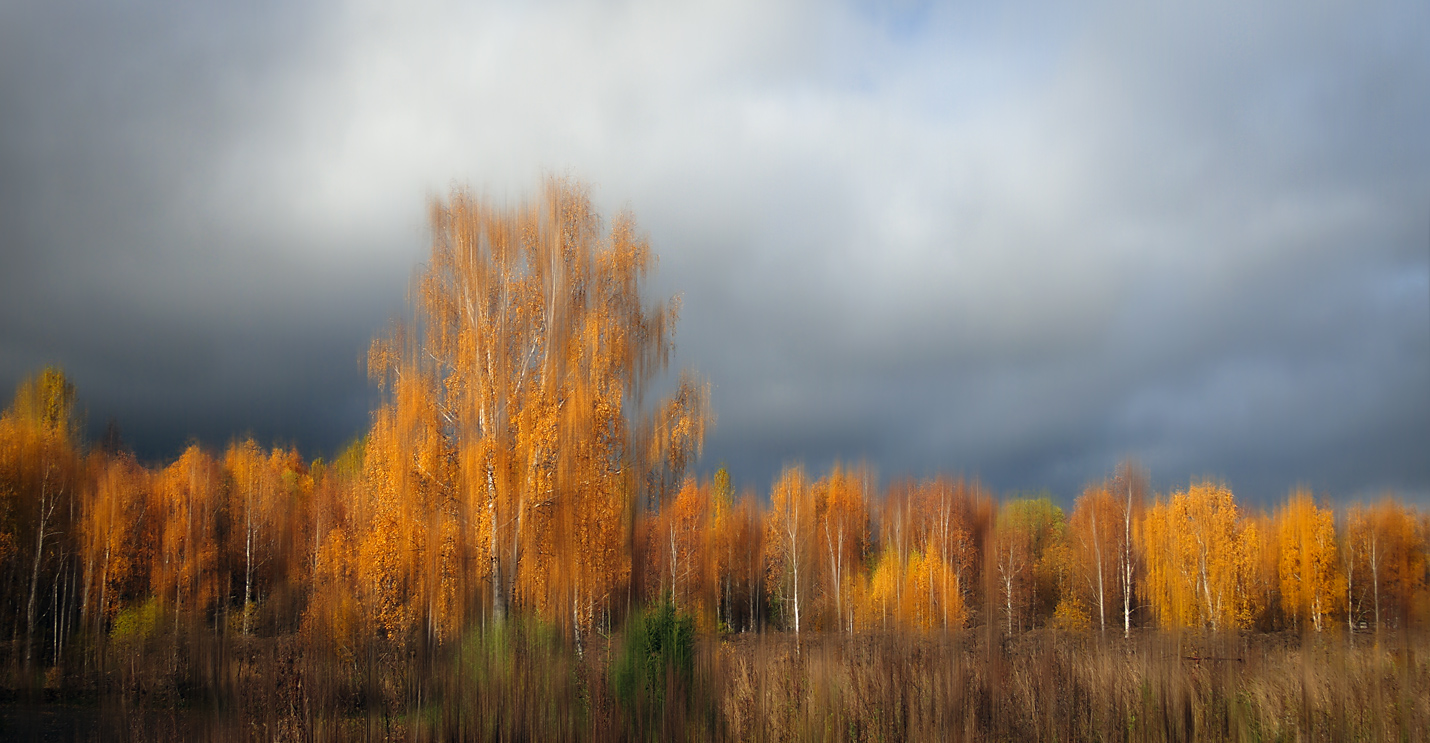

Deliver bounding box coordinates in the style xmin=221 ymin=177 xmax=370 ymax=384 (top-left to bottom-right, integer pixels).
xmin=1142 ymin=481 xmax=1261 ymax=630
xmin=1274 ymin=489 xmax=1341 ymax=632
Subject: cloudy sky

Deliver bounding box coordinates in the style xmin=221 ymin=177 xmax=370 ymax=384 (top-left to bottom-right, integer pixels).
xmin=1 ymin=0 xmax=1426 ymax=505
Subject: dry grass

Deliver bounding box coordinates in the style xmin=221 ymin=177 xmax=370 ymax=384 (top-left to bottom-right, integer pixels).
xmin=3 ymin=628 xmax=1426 ymax=741
xmin=706 ymin=629 xmax=1430 ymax=742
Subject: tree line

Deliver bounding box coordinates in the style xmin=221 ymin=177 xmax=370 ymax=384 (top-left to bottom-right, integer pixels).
xmin=2 ymin=179 xmax=1427 ymax=683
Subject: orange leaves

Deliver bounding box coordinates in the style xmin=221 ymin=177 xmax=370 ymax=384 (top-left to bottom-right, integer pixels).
xmin=641 ymin=478 xmax=711 ymax=618
xmin=150 ymin=445 xmax=221 ymax=628
xmin=1142 ymin=481 xmax=1261 ymax=631
xmin=861 ymin=548 xmax=962 ymax=632
xmin=83 ymin=455 xmax=151 ymax=624
xmin=1346 ymin=498 xmax=1427 ymax=631
xmin=9 ymin=366 xmax=77 ymax=442
xmin=1068 ymin=467 xmax=1146 ymax=636
xmin=1274 ymin=489 xmax=1340 ymax=632
xmin=994 ymin=497 xmax=1065 ymax=634
xmin=647 ymin=372 xmax=711 ymax=507
xmin=814 ymin=463 xmax=870 ymax=632
xmin=356 ymin=177 xmax=703 ymax=644
xmin=765 ymin=465 xmax=813 ymax=636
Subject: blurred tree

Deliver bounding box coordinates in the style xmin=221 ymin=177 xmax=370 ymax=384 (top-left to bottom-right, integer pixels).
xmin=766 ymin=465 xmax=812 ymax=641
xmin=1142 ymin=481 xmax=1260 ymax=631
xmin=80 ymin=454 xmax=150 ymax=637
xmin=0 ymin=367 xmax=81 ymax=670
xmin=814 ymin=463 xmax=870 ymax=633
xmin=1070 ymin=462 xmax=1147 ymax=637
xmin=151 ymin=445 xmax=221 ymax=635
xmin=1274 ymin=489 xmax=1340 ymax=633
xmin=994 ymin=497 xmax=1063 ymax=634
xmin=1070 ymin=484 xmax=1118 ymax=635
xmin=1346 ymin=498 xmax=1426 ymax=632
xmin=371 ymin=177 xmax=702 ymax=640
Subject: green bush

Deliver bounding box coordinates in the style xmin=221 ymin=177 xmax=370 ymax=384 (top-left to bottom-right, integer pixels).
xmin=613 ymin=595 xmax=695 ymax=735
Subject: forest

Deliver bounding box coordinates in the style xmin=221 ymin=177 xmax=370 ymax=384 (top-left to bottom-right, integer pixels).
xmin=1 ymin=179 xmax=1427 ymax=741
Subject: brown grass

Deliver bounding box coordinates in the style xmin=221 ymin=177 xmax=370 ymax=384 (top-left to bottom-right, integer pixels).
xmin=705 ymin=629 xmax=1430 ymax=742
xmin=3 ymin=628 xmax=1426 ymax=741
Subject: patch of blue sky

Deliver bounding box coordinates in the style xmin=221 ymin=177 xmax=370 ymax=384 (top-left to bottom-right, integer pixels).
xmin=834 ymin=0 xmax=1084 ymax=121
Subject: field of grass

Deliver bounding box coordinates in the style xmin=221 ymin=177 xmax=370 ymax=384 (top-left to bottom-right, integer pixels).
xmin=3 ymin=625 xmax=1426 ymax=741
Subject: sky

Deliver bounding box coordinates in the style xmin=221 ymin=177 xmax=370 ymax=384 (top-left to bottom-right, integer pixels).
xmin=1 ymin=0 xmax=1426 ymax=507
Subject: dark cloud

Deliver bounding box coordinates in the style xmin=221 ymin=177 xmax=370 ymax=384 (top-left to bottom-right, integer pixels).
xmin=1 ymin=1 xmax=1426 ymax=505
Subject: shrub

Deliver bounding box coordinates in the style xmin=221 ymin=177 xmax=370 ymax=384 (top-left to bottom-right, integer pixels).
xmin=613 ymin=595 xmax=695 ymax=736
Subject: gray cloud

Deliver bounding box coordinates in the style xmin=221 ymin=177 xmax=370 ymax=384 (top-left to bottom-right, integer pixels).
xmin=1 ymin=0 xmax=1425 ymax=507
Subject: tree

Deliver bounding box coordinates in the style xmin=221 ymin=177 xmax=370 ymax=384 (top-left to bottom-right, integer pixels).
xmin=993 ymin=497 xmax=1064 ymax=634
xmin=1070 ymin=484 xmax=1118 ymax=635
xmin=733 ymin=489 xmax=766 ymax=633
xmin=1109 ymin=462 xmax=1148 ymax=638
xmin=0 ymin=367 xmax=81 ymax=670
xmin=372 ymin=177 xmax=699 ymax=634
xmin=1346 ymin=498 xmax=1426 ymax=633
xmin=765 ymin=465 xmax=813 ymax=642
xmin=151 ymin=445 xmax=221 ymax=635
xmin=1070 ymin=462 xmax=1147 ymax=637
xmin=890 ymin=475 xmax=984 ymax=633
xmin=80 ymin=454 xmax=150 ymax=637
xmin=1142 ymin=480 xmax=1260 ymax=631
xmin=224 ymin=439 xmax=289 ymax=635
xmin=1274 ymin=489 xmax=1340 ymax=633
xmin=705 ymin=467 xmax=736 ymax=630
xmin=649 ymin=478 xmax=708 ymax=615
xmin=814 ymin=463 xmax=870 ymax=633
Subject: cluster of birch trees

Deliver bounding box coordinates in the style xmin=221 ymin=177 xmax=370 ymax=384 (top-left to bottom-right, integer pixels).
xmin=1 ymin=179 xmax=1428 ymax=679
xmin=646 ymin=461 xmax=1429 ymax=642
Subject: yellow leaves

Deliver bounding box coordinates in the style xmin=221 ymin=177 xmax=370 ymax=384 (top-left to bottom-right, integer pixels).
xmin=648 ymin=372 xmax=711 ymax=505
xmin=855 ymin=547 xmax=963 ymax=632
xmin=1274 ymin=489 xmax=1340 ymax=632
xmin=9 ymin=366 xmax=76 ymax=441
xmin=1142 ymin=481 xmax=1261 ymax=631
xmin=1051 ymin=594 xmax=1092 ymax=631
xmin=84 ymin=454 xmax=152 ymax=620
xmin=387 ymin=177 xmax=700 ymax=635
xmin=357 ymin=509 xmax=410 ymax=642
xmin=1346 ymin=498 xmax=1428 ymax=631
xmin=765 ymin=465 xmax=814 ymax=633
xmin=150 ymin=445 xmax=221 ymax=622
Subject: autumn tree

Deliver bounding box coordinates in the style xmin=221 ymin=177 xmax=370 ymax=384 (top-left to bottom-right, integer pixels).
xmin=876 ymin=479 xmax=916 ymax=625
xmin=224 ymin=439 xmax=280 ymax=635
xmin=993 ymin=496 xmax=1064 ymax=634
xmin=372 ymin=177 xmax=701 ymax=639
xmin=918 ymin=477 xmax=985 ymax=631
xmin=0 ymin=367 xmax=81 ymax=669
xmin=1345 ymin=498 xmax=1426 ymax=633
xmin=732 ymin=489 xmax=766 ymax=632
xmin=151 ymin=445 xmax=222 ymax=636
xmin=863 ymin=475 xmax=986 ymax=633
xmin=358 ymin=359 xmax=458 ymax=644
xmin=80 ymin=454 xmax=151 ymax=637
xmin=1070 ymin=484 xmax=1117 ymax=634
xmin=646 ymin=478 xmax=709 ymax=615
xmin=705 ymin=467 xmax=737 ymax=630
xmin=813 ymin=463 xmax=870 ymax=633
xmin=1069 ymin=462 xmax=1147 ymax=637
xmin=765 ymin=465 xmax=813 ymax=640
xmin=1274 ymin=489 xmax=1340 ymax=633
xmin=1142 ymin=480 xmax=1261 ymax=631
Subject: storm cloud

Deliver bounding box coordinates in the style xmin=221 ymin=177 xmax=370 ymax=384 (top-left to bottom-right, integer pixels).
xmin=1 ymin=0 xmax=1426 ymax=505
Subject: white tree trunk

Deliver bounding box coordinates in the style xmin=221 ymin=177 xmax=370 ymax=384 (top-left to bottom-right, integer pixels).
xmin=1092 ymin=509 xmax=1106 ymax=635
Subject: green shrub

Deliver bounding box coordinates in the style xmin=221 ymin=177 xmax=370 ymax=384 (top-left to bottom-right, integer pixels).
xmin=613 ymin=595 xmax=695 ymax=735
